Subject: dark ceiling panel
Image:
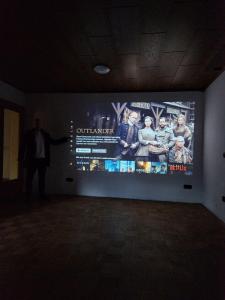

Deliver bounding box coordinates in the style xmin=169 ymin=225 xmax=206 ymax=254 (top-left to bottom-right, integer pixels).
xmin=201 ymin=1 xmax=225 ymax=29
xmin=51 ymin=13 xmax=93 ymax=57
xmin=89 ymin=36 xmax=115 ymax=60
xmin=182 ymin=29 xmax=225 ymax=65
xmin=139 ymin=33 xmax=165 ymax=67
xmin=141 ymin=0 xmax=172 ymax=33
xmin=163 ymin=2 xmax=204 ymax=52
xmin=138 ymin=66 xmax=162 ymax=89
xmin=154 ymin=76 xmax=173 ymax=90
xmin=78 ymin=7 xmax=111 ymax=36
xmin=158 ymin=51 xmax=184 ymax=77
xmin=110 ymin=6 xmax=140 ymax=54
xmin=119 ymin=54 xmax=138 ymax=78
xmin=173 ymin=65 xmax=200 ymax=87
xmin=71 ymin=35 xmax=93 ymax=56
xmin=205 ymin=49 xmax=225 ymax=72
xmin=0 ymin=0 xmax=225 ymax=92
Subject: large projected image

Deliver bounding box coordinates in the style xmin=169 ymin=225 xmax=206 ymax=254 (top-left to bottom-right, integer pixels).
xmin=70 ymin=101 xmax=195 ymax=175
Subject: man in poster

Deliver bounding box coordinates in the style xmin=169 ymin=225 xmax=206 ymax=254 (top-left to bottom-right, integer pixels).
xmin=169 ymin=136 xmax=192 ymax=164
xmin=155 ymin=117 xmax=175 ymax=162
xmin=116 ymin=111 xmax=139 ymax=159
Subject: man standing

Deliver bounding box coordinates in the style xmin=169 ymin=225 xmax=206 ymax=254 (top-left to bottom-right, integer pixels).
xmin=169 ymin=136 xmax=192 ymax=164
xmin=116 ymin=111 xmax=139 ymax=159
xmin=155 ymin=117 xmax=175 ymax=162
xmin=21 ymin=118 xmax=68 ymax=200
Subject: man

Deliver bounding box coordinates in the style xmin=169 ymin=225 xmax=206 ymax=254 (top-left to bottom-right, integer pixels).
xmin=155 ymin=117 xmax=175 ymax=162
xmin=159 ymin=163 xmax=167 ymax=174
xmin=116 ymin=111 xmax=139 ymax=159
xmin=169 ymin=136 xmax=192 ymax=164
xmin=21 ymin=118 xmax=68 ymax=200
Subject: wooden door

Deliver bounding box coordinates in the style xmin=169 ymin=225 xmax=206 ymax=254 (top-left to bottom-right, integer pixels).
xmin=0 ymin=100 xmax=24 ymax=200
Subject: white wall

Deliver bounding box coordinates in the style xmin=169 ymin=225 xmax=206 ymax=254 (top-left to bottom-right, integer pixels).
xmin=204 ymin=71 xmax=225 ymax=223
xmin=26 ymin=91 xmax=204 ymax=203
xmin=1 ymin=76 xmax=223 ymax=220
xmin=0 ymin=80 xmax=25 ymax=106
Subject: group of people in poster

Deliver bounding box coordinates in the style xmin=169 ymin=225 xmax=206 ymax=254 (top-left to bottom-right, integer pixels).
xmin=75 ymin=101 xmax=194 ymax=175
xmin=116 ymin=110 xmax=193 ymax=166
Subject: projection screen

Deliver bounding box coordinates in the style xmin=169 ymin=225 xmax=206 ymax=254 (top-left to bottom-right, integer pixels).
xmin=70 ymin=101 xmax=195 ymax=175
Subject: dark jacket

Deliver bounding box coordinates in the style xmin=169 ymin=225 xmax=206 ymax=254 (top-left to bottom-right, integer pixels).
xmin=20 ymin=129 xmax=67 ymax=167
xmin=116 ymin=123 xmax=139 ymax=157
xmin=117 ymin=123 xmax=139 ymax=144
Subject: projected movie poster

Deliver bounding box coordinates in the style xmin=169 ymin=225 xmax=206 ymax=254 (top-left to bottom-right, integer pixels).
xmin=70 ymin=101 xmax=195 ymax=175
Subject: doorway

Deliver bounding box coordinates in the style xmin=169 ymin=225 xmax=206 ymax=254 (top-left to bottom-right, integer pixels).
xmin=0 ymin=100 xmax=24 ymax=200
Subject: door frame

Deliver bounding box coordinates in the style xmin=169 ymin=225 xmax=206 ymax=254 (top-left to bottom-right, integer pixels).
xmin=0 ymin=99 xmax=24 ymax=199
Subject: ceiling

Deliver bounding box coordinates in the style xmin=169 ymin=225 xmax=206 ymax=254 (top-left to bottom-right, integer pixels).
xmin=0 ymin=0 xmax=225 ymax=93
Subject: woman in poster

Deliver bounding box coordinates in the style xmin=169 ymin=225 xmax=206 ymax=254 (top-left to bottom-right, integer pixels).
xmin=173 ymin=114 xmax=192 ymax=148
xmin=135 ymin=116 xmax=158 ymax=159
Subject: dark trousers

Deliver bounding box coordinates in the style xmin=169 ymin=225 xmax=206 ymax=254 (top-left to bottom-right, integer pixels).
xmin=26 ymin=159 xmax=47 ymax=198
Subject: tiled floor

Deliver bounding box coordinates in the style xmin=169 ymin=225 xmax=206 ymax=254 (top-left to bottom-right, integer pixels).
xmin=0 ymin=196 xmax=224 ymax=300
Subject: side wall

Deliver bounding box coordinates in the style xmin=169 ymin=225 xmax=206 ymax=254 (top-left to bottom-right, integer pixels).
xmin=204 ymin=71 xmax=225 ymax=223
xmin=26 ymin=91 xmax=203 ymax=203
xmin=0 ymin=80 xmax=25 ymax=106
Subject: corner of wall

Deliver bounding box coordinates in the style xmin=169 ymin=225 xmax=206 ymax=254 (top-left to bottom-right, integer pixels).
xmin=203 ymin=71 xmax=225 ymax=224
xmin=0 ymin=80 xmax=25 ymax=106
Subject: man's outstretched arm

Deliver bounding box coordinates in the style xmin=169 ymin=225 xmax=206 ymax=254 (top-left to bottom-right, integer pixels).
xmin=48 ymin=135 xmax=69 ymax=145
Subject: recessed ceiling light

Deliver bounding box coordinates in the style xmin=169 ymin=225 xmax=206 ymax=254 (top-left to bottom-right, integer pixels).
xmin=94 ymin=65 xmax=111 ymax=75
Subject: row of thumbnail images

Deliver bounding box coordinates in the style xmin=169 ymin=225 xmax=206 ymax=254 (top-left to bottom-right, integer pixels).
xmin=76 ymin=159 xmax=192 ymax=175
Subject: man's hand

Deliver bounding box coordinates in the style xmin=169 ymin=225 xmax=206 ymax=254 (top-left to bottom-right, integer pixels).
xmin=123 ymin=142 xmax=129 ymax=148
xmin=130 ymin=143 xmax=137 ymax=149
xmin=164 ymin=145 xmax=169 ymax=152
